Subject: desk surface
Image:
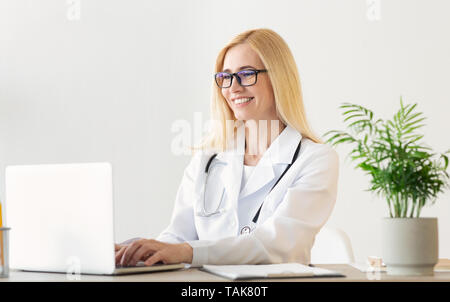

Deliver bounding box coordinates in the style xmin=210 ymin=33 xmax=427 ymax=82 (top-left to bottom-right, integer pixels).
xmin=1 ymin=264 xmax=450 ymax=282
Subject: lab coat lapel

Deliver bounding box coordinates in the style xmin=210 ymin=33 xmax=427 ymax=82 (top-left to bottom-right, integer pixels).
xmin=239 ymin=125 xmax=302 ymax=199
xmin=239 ymin=156 xmax=275 ymax=199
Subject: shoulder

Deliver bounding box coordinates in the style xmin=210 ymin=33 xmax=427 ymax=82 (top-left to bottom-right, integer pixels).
xmin=297 ymin=138 xmax=339 ymax=172
xmin=284 ymin=138 xmax=340 ymax=190
xmin=300 ymin=138 xmax=338 ymax=159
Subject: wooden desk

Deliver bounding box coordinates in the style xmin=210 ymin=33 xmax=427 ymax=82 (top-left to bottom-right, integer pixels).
xmin=1 ymin=264 xmax=450 ymax=282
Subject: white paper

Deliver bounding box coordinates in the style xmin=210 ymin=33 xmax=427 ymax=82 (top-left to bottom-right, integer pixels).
xmin=201 ymin=263 xmax=343 ymax=280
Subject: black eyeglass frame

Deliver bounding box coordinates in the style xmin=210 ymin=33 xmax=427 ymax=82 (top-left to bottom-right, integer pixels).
xmin=214 ymin=69 xmax=268 ymax=88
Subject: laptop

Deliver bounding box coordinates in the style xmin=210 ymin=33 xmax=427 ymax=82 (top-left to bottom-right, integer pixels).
xmin=4 ymin=162 xmax=186 ymax=275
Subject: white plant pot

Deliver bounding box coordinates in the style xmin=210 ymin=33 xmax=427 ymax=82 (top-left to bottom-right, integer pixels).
xmin=381 ymin=217 xmax=438 ymax=276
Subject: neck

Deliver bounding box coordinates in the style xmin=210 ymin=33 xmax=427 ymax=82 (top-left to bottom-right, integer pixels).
xmin=244 ymin=119 xmax=286 ymax=157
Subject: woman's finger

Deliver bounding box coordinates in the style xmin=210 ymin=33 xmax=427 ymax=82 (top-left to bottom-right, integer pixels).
xmin=120 ymin=241 xmax=143 ymax=266
xmin=129 ymin=244 xmax=156 ymax=266
xmin=144 ymin=252 xmax=164 ymax=266
xmin=115 ymin=243 xmax=125 ymax=252
xmin=115 ymin=246 xmax=127 ymax=265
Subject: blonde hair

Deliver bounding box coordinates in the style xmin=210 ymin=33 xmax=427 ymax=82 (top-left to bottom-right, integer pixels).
xmin=199 ymin=28 xmax=321 ymax=152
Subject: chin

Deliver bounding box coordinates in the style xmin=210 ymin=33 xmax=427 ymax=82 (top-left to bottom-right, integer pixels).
xmin=234 ymin=112 xmax=254 ymax=121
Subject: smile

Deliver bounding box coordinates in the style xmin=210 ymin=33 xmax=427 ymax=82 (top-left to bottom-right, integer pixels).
xmin=233 ymin=97 xmax=254 ymax=105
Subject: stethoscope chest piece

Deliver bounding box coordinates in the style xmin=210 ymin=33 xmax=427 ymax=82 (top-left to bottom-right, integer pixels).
xmin=240 ymin=226 xmax=251 ymax=235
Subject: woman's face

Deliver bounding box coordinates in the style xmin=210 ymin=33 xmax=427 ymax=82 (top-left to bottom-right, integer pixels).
xmin=221 ymin=43 xmax=277 ymax=122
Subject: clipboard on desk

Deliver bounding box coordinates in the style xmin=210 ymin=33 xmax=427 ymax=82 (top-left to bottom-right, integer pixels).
xmin=200 ymin=263 xmax=345 ymax=280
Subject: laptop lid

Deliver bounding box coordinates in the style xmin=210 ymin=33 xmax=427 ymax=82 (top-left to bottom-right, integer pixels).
xmin=5 ymin=162 xmax=117 ymax=275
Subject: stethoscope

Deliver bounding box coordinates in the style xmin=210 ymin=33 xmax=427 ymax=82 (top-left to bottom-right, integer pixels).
xmin=198 ymin=140 xmax=302 ymax=235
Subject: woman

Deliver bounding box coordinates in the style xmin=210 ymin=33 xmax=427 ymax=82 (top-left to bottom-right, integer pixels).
xmin=115 ymin=28 xmax=339 ymax=267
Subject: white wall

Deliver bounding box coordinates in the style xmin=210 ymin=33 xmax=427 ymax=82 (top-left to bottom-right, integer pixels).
xmin=1 ymin=0 xmax=449 ymax=263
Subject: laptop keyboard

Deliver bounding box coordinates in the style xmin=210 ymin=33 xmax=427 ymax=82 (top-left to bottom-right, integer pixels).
xmin=115 ymin=261 xmax=147 ymax=268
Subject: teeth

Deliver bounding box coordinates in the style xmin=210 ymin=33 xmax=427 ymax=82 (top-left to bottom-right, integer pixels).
xmin=234 ymin=97 xmax=253 ymax=104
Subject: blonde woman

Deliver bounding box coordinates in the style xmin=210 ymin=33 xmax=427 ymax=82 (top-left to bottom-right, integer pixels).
xmin=115 ymin=28 xmax=339 ymax=267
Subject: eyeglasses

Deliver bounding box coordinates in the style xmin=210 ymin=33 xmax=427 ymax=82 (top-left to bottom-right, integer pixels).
xmin=214 ymin=69 xmax=267 ymax=88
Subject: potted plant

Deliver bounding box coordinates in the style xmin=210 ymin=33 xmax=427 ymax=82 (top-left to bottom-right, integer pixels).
xmin=325 ymin=97 xmax=449 ymax=275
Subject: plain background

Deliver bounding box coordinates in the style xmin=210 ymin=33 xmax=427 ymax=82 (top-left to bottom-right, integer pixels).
xmin=0 ymin=0 xmax=449 ymax=263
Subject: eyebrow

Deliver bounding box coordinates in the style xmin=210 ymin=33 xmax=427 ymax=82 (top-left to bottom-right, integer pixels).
xmin=222 ymin=65 xmax=257 ymax=73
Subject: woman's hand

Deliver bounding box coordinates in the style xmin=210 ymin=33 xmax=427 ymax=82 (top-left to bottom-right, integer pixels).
xmin=115 ymin=239 xmax=193 ymax=267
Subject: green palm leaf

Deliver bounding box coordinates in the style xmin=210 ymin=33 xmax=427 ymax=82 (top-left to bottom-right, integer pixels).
xmin=323 ymin=97 xmax=450 ymax=218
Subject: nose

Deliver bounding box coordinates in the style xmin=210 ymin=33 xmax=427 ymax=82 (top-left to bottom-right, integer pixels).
xmin=229 ymin=74 xmax=243 ymax=93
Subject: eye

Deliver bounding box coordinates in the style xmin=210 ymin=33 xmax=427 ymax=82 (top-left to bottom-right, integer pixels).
xmin=238 ymin=70 xmax=256 ymax=78
xmin=217 ymin=72 xmax=231 ymax=79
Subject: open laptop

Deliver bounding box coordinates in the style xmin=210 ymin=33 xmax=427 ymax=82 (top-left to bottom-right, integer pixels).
xmin=4 ymin=162 xmax=186 ymax=275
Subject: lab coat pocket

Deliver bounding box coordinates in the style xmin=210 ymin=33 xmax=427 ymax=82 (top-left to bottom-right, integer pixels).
xmin=195 ymin=187 xmax=226 ymax=217
xmin=195 ymin=189 xmax=235 ymax=240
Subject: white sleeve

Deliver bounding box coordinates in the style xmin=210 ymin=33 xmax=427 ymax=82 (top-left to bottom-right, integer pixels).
xmin=187 ymin=145 xmax=339 ymax=267
xmin=156 ymin=154 xmax=201 ymax=244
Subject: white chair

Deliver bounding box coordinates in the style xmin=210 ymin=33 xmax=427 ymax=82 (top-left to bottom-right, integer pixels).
xmin=310 ymin=226 xmax=355 ymax=264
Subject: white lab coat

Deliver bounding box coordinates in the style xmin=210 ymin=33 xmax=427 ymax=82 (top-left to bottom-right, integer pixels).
xmin=156 ymin=125 xmax=339 ymax=267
